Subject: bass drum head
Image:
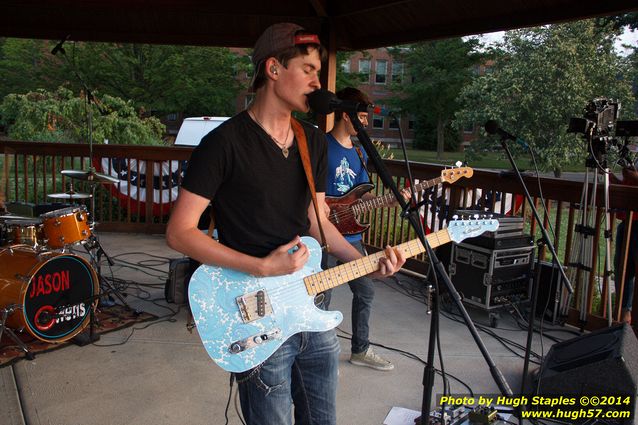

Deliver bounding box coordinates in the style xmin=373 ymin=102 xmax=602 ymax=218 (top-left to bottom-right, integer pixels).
xmin=21 ymin=252 xmax=98 ymax=342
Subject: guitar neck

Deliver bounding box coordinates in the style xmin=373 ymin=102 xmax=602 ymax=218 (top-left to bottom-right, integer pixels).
xmin=354 ymin=176 xmax=443 ymax=214
xmin=304 ymin=228 xmax=451 ymax=295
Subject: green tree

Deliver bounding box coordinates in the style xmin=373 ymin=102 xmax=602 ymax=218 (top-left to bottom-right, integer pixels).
xmin=54 ymin=42 xmax=246 ymax=117
xmin=0 ymin=87 xmax=165 ymax=145
xmin=389 ymin=38 xmax=483 ymax=158
xmin=0 ymin=39 xmax=247 ymax=118
xmin=0 ymin=38 xmax=68 ymax=100
xmin=455 ymin=19 xmax=635 ymax=176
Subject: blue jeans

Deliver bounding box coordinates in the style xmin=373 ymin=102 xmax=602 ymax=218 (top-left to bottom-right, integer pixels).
xmin=237 ymin=327 xmax=340 ymax=425
xmin=615 ymin=221 xmax=638 ymax=311
xmin=322 ymin=240 xmax=375 ymax=354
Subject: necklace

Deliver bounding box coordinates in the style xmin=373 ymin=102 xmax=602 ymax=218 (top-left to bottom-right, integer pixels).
xmin=248 ymin=109 xmax=291 ymax=158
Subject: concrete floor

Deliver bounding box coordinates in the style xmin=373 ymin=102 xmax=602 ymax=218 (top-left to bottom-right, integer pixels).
xmin=0 ymin=232 xmax=579 ymax=425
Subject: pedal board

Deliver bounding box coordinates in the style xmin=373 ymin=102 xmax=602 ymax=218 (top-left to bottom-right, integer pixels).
xmin=428 ymin=405 xmax=513 ymax=425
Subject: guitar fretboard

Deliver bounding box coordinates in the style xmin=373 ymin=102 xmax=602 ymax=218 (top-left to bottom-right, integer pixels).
xmin=303 ymin=229 xmax=451 ymax=295
xmin=352 ymin=177 xmax=443 ymax=215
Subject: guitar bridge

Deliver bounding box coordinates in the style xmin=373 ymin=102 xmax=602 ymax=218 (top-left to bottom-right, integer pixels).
xmin=236 ymin=289 xmax=273 ymax=323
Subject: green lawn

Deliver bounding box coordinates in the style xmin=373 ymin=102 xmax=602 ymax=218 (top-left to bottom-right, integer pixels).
xmin=388 ymin=148 xmax=586 ymax=172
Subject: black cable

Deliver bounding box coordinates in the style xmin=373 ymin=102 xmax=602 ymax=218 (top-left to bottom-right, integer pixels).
xmin=439 ymin=306 xmax=542 ymax=364
xmin=90 ymin=310 xmax=180 ymax=347
xmin=223 ymin=374 xmax=234 ymax=425
xmin=335 ymin=328 xmax=474 ymax=396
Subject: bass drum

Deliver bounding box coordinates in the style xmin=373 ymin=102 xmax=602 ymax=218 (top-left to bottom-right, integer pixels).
xmin=0 ymin=246 xmax=98 ymax=343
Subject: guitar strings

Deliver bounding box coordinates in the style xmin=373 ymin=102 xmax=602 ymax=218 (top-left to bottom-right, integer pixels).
xmin=327 ymin=180 xmax=436 ymax=223
xmin=327 ymin=170 xmax=470 ymax=224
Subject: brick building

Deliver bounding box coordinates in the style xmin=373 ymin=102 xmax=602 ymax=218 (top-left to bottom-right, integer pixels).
xmin=163 ymin=47 xmax=418 ymax=148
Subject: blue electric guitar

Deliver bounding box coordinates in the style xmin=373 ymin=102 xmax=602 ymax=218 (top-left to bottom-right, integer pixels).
xmin=188 ymin=218 xmax=498 ymax=372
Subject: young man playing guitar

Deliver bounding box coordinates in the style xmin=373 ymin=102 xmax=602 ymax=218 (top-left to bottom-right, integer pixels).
xmin=323 ymin=87 xmax=396 ymax=371
xmin=166 ymin=23 xmax=405 ymax=425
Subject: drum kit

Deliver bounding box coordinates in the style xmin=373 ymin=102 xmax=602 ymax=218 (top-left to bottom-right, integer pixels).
xmin=0 ymin=167 xmax=123 ymax=358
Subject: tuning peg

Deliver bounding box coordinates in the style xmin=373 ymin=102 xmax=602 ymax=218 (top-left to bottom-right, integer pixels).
xmin=455 ymin=161 xmax=462 ymax=168
xmin=452 ymin=214 xmax=459 ymax=220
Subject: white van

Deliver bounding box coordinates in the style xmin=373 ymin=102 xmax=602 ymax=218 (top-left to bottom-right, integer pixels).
xmin=174 ymin=116 xmax=230 ymax=146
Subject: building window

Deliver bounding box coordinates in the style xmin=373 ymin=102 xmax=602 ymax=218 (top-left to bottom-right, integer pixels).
xmin=372 ymin=115 xmax=384 ymax=129
xmin=408 ymin=119 xmax=415 ymax=130
xmin=359 ymin=59 xmax=370 ymax=83
xmin=463 ymin=123 xmax=475 ymax=133
xmin=341 ymin=60 xmax=350 ymax=73
xmin=166 ymin=113 xmax=178 ymax=121
xmin=392 ymin=62 xmax=404 ymax=82
xmin=375 ymin=60 xmax=387 ymax=84
xmin=389 ymin=117 xmax=400 ymax=130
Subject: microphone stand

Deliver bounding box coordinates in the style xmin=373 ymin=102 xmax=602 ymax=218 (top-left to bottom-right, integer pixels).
xmin=347 ymin=110 xmax=513 ymax=423
xmin=491 ymin=132 xmax=574 ymax=410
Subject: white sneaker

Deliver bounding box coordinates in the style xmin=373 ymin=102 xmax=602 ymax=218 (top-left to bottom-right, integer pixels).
xmin=349 ymin=347 xmax=394 ymax=371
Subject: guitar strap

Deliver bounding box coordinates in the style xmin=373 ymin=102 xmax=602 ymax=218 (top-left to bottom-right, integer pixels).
xmin=354 ymin=145 xmax=372 ymax=182
xmin=290 ymin=118 xmax=329 ymax=252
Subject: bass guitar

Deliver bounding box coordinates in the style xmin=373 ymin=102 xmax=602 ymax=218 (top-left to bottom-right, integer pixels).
xmin=326 ymin=167 xmax=473 ymax=235
xmin=188 ymin=217 xmax=497 ymax=372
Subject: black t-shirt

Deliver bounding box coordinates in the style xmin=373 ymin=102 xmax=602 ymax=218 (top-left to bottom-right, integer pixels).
xmin=182 ymin=111 xmax=327 ymax=258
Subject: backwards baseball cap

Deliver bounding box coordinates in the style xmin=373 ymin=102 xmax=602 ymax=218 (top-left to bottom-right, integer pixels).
xmin=251 ymin=22 xmax=321 ymax=68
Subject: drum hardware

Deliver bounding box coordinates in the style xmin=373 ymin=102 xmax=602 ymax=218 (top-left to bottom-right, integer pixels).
xmin=82 ymin=234 xmax=135 ymax=312
xmin=0 ymin=304 xmax=35 ymax=360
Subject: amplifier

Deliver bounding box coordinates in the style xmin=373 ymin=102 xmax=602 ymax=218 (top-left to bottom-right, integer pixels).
xmin=448 ymin=241 xmax=534 ymax=311
xmin=462 ymin=234 xmax=533 ymax=250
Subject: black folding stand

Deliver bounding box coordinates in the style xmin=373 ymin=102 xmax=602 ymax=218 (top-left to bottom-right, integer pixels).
xmin=347 ymin=111 xmax=513 ymax=423
xmin=487 ymin=130 xmax=573 ymax=403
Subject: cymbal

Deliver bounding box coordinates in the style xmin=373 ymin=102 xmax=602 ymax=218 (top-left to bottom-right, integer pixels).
xmin=0 ymin=214 xmax=32 ymax=220
xmin=61 ymin=169 xmax=120 ymax=184
xmin=47 ymin=191 xmax=92 ymax=200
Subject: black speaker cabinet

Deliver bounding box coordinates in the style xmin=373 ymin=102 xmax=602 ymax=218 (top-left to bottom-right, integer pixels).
xmin=534 ymin=261 xmax=568 ymax=325
xmin=537 ymin=324 xmax=638 ymax=423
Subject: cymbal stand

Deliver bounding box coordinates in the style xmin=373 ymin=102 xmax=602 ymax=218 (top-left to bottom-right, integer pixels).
xmin=83 ymin=233 xmax=134 ymax=311
xmin=0 ymin=305 xmax=35 ymax=360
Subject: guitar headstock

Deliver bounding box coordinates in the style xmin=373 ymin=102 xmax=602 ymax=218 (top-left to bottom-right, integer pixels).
xmin=441 ymin=166 xmax=473 ymax=184
xmin=447 ymin=216 xmax=499 ymax=243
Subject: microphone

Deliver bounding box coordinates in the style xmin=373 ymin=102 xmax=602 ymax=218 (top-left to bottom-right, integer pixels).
xmin=485 ymin=120 xmax=516 ymax=141
xmin=51 ymin=35 xmax=70 ymax=56
xmin=485 ymin=120 xmax=530 ymax=149
xmin=307 ymin=89 xmax=369 ymax=115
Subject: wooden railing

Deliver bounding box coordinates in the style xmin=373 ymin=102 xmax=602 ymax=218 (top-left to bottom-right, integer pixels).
xmin=2 ymin=139 xmax=637 ymax=329
xmin=1 ymin=140 xmax=192 ymax=233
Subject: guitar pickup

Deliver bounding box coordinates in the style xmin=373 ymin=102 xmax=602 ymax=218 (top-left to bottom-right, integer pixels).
xmin=236 ymin=289 xmax=273 ymax=323
xmin=228 ymin=328 xmax=282 ymax=354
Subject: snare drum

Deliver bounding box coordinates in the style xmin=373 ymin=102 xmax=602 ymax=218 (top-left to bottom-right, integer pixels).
xmin=41 ymin=206 xmax=91 ymax=249
xmin=5 ymin=218 xmax=45 ymax=247
xmin=0 ymin=246 xmax=98 ymax=342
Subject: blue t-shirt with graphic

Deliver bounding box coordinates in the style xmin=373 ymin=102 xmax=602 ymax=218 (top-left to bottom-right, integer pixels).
xmin=325 ymin=133 xmax=369 ymax=242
